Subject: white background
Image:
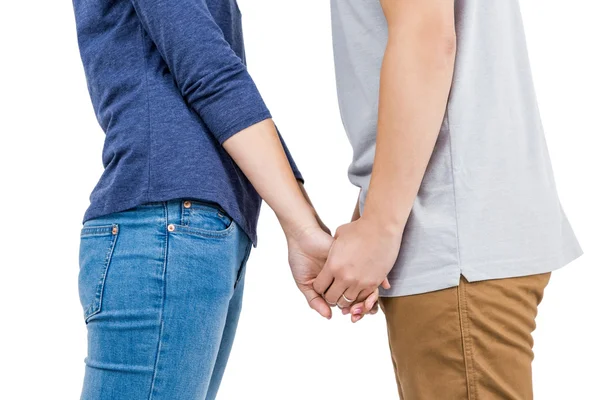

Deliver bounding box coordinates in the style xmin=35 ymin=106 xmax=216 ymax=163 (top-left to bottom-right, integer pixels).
xmin=0 ymin=1 xmax=598 ymax=399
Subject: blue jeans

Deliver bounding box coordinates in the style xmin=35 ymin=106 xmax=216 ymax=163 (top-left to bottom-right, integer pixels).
xmin=78 ymin=200 xmax=252 ymax=400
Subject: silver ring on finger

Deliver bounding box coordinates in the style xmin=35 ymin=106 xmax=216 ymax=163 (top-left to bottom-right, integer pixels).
xmin=342 ymin=294 xmax=355 ymax=303
xmin=336 ymin=294 xmax=355 ymax=308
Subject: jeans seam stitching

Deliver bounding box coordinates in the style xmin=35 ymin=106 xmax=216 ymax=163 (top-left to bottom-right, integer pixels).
xmin=234 ymin=241 xmax=252 ymax=289
xmin=81 ymin=226 xmax=113 ymax=236
xmin=84 ymin=225 xmax=119 ymax=321
xmin=171 ymin=222 xmax=235 ymax=238
xmin=182 ymin=200 xmax=190 ymax=226
xmin=148 ymin=203 xmax=169 ymax=400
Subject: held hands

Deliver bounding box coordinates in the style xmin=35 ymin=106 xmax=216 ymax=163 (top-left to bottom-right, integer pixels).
xmin=284 ymin=195 xmax=403 ymax=322
xmin=313 ymin=217 xmax=401 ymax=322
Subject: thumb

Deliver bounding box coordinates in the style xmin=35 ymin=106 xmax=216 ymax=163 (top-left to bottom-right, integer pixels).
xmin=304 ymin=287 xmax=332 ymax=320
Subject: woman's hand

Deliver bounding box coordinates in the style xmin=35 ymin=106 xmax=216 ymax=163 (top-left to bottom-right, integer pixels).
xmin=342 ymin=288 xmax=383 ymax=323
xmin=312 ymin=216 xmax=401 ymax=318
xmin=286 ymin=225 xmax=334 ymax=319
xmin=282 ymin=181 xmax=334 ymax=319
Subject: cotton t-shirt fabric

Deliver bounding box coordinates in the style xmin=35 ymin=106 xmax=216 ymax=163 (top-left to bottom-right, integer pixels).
xmin=331 ymin=0 xmax=582 ymax=296
xmin=72 ymin=0 xmax=302 ymax=245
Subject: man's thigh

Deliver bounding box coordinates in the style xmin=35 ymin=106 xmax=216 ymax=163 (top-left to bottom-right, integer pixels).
xmin=380 ymin=273 xmax=551 ymax=400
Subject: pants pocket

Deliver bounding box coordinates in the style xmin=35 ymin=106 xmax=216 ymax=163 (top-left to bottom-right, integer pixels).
xmin=178 ymin=200 xmax=234 ymax=238
xmin=78 ymin=224 xmax=119 ymax=322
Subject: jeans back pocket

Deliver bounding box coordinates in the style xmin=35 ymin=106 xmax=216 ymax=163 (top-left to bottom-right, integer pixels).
xmin=78 ymin=224 xmax=119 ymax=322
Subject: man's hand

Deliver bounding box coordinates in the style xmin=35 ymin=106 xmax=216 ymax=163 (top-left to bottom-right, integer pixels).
xmin=286 ymin=226 xmax=335 ymax=319
xmin=337 ymin=197 xmax=386 ymax=322
xmin=313 ymin=216 xmax=402 ymax=316
xmin=318 ymin=0 xmax=456 ymax=323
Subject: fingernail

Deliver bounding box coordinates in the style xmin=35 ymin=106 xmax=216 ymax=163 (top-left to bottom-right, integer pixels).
xmin=353 ymin=308 xmax=362 ymax=315
xmin=342 ymin=309 xmax=349 ymax=315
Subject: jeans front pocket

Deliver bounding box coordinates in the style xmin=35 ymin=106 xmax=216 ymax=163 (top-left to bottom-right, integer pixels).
xmin=178 ymin=201 xmax=235 ymax=239
xmin=78 ymin=224 xmax=119 ymax=322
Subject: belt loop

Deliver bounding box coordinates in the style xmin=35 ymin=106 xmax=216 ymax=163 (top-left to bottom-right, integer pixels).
xmin=181 ymin=199 xmax=192 ymax=226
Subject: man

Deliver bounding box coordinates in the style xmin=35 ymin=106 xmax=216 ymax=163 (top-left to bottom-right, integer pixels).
xmin=316 ymin=0 xmax=582 ymax=398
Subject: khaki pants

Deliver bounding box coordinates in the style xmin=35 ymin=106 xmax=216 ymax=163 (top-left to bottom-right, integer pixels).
xmin=380 ymin=273 xmax=551 ymax=400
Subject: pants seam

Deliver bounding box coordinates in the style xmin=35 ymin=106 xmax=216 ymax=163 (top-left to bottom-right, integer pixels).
xmin=234 ymin=241 xmax=252 ymax=289
xmin=458 ymin=278 xmax=477 ymax=400
xmin=148 ymin=203 xmax=169 ymax=400
xmin=381 ymin=301 xmax=405 ymax=399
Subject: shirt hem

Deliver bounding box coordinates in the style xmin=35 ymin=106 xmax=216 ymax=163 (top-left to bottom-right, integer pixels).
xmin=379 ymin=245 xmax=583 ymax=297
xmin=461 ymin=245 xmax=583 ymax=283
xmin=379 ymin=268 xmax=461 ymax=297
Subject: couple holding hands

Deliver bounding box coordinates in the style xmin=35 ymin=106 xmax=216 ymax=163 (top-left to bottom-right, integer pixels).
xmin=73 ymin=0 xmax=581 ymax=399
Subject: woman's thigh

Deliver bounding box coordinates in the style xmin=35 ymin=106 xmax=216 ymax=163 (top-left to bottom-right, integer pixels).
xmin=78 ymin=202 xmax=250 ymax=400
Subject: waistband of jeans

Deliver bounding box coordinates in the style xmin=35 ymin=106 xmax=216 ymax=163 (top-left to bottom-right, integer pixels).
xmin=137 ymin=199 xmax=227 ymax=217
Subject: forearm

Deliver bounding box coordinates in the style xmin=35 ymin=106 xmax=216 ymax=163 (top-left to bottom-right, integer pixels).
xmin=223 ymin=119 xmax=317 ymax=235
xmin=362 ymin=7 xmax=456 ymax=232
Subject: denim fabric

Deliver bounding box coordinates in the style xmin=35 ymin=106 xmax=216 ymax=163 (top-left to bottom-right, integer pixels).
xmin=78 ymin=200 xmax=251 ymax=399
xmin=72 ymin=0 xmax=302 ymax=245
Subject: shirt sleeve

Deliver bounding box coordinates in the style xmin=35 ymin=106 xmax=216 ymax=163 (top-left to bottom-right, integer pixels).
xmin=130 ymin=0 xmax=271 ymax=144
xmin=130 ymin=0 xmax=303 ymax=180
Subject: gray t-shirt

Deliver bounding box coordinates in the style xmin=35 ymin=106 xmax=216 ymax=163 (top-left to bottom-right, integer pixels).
xmin=331 ymin=0 xmax=582 ymax=296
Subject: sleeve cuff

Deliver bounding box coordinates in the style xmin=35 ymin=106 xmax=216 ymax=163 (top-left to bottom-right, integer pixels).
xmin=216 ymin=111 xmax=273 ymax=145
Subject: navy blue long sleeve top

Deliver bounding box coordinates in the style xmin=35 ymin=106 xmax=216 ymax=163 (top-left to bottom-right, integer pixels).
xmin=72 ymin=0 xmax=302 ymax=244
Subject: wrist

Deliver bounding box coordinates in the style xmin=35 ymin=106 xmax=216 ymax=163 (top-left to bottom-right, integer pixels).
xmin=277 ymin=203 xmax=321 ymax=241
xmin=360 ymin=207 xmax=407 ymax=239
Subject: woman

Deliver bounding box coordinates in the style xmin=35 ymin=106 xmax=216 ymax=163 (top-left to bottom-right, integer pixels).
xmin=72 ymin=0 xmax=379 ymax=398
